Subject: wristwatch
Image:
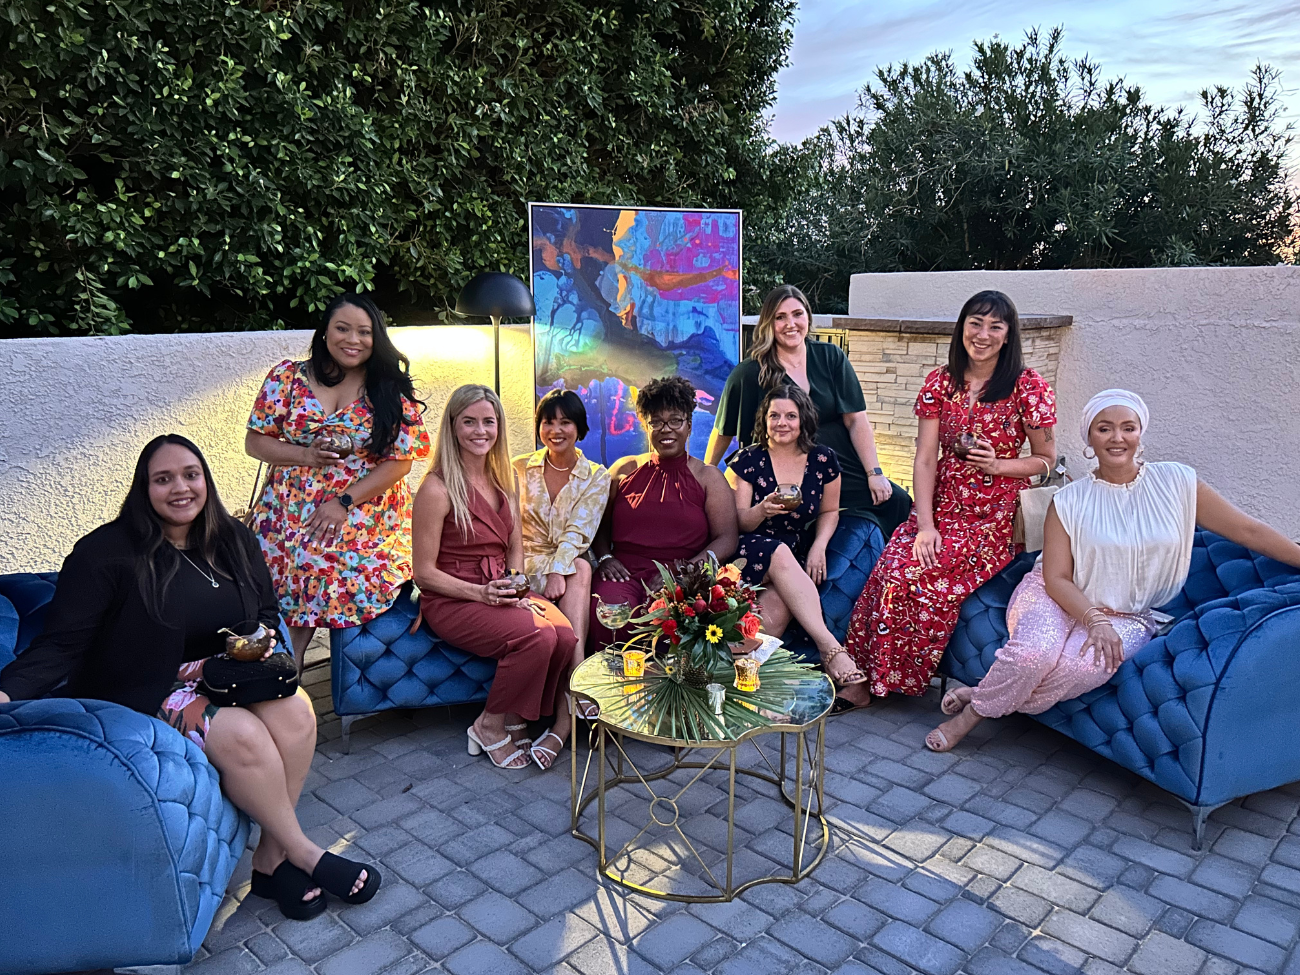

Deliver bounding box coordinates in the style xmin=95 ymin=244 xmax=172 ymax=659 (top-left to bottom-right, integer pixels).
xmin=337 ymin=493 xmax=354 ymax=510
xmin=868 ymin=467 xmax=884 ymax=477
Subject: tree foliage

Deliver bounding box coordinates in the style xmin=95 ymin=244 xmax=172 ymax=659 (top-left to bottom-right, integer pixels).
xmin=747 ymin=29 xmax=1298 ymax=313
xmin=0 ymin=0 xmax=793 ymax=334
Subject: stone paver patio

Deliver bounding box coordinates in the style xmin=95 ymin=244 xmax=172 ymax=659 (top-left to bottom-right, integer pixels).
xmin=160 ymin=649 xmax=1300 ymax=975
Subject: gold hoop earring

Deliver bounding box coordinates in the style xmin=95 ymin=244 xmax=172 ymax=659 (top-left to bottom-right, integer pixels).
xmin=1083 ymin=446 xmax=1096 ymax=459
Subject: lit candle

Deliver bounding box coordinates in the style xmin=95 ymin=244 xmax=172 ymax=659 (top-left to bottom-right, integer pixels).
xmin=623 ymin=649 xmax=646 ymax=678
xmin=733 ymin=657 xmax=760 ymax=692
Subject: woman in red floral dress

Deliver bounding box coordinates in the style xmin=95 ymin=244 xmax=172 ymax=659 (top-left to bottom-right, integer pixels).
xmin=836 ymin=291 xmax=1057 ymax=709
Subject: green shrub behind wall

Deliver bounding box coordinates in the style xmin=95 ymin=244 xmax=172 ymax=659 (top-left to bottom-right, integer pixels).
xmin=0 ymin=0 xmax=793 ymax=334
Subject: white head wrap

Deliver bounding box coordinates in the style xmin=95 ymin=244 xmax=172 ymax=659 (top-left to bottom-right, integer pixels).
xmin=1080 ymin=389 xmax=1149 ymax=446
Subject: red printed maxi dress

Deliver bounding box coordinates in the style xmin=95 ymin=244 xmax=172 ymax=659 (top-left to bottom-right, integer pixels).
xmin=247 ymin=359 xmax=431 ymax=628
xmin=843 ymin=367 xmax=1056 ymax=697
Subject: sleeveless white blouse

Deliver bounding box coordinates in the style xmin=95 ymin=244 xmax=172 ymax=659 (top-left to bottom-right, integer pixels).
xmin=1051 ymin=461 xmax=1198 ymax=613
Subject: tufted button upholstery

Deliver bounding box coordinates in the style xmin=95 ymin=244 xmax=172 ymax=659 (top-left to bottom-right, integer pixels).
xmin=775 ymin=516 xmax=886 ymax=663
xmin=332 ymin=582 xmax=497 ymax=716
xmin=0 ymin=572 xmax=250 ymax=973
xmin=0 ymin=699 xmax=250 ymax=973
xmin=942 ymin=532 xmax=1300 ymax=809
xmin=0 ymin=572 xmax=58 ymax=670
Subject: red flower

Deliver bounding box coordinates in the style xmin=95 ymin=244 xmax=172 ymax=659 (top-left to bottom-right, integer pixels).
xmin=683 ymin=607 xmax=696 ymax=617
xmin=739 ymin=613 xmax=762 ymax=640
xmin=674 ymin=586 xmax=684 ymax=600
xmin=661 ymin=618 xmax=680 ymax=643
xmin=709 ymin=598 xmax=728 ymax=614
xmin=711 ymin=585 xmax=725 ymax=600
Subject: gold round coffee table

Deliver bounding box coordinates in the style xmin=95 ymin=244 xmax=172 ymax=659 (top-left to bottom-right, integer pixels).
xmin=568 ymin=652 xmax=833 ymax=902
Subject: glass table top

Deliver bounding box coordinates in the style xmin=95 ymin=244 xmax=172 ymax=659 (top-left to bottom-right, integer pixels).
xmin=570 ymin=650 xmax=835 ymax=745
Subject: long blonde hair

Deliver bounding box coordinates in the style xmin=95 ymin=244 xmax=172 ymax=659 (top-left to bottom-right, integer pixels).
xmin=750 ymin=284 xmax=813 ymax=389
xmin=429 ymin=384 xmax=514 ymax=539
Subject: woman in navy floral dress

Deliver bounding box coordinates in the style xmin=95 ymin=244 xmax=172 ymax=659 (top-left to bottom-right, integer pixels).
xmin=727 ymin=385 xmax=867 ymax=688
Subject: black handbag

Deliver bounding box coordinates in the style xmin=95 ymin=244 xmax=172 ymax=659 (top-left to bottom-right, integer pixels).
xmin=198 ymin=651 xmax=298 ymax=707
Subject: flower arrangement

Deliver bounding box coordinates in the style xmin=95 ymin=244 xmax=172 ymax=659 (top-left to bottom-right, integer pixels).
xmin=628 ymin=554 xmax=765 ymax=681
xmin=607 ymin=554 xmax=826 ymax=741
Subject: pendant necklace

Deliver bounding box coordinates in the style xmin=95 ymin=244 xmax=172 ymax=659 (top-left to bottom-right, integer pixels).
xmin=179 ymin=549 xmax=220 ymax=588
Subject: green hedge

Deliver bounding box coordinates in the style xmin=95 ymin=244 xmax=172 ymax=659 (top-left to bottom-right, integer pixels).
xmin=0 ymin=0 xmax=793 ymax=334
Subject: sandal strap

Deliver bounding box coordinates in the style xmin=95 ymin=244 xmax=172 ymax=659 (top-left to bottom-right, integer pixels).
xmin=504 ymin=723 xmax=529 ymax=732
xmin=531 ymin=730 xmax=563 ymax=756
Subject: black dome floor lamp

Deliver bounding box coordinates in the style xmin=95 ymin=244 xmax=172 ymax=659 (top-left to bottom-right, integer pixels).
xmin=455 ymin=272 xmax=536 ymax=394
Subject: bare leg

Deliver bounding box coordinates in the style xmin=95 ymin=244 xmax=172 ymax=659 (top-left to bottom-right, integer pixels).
xmin=763 ymin=544 xmax=861 ymax=684
xmin=245 ymin=690 xmax=317 ymax=875
xmin=557 ymin=559 xmax=593 ymax=669
xmin=207 ymin=703 xmax=368 ymax=897
xmin=288 ymin=625 xmax=315 ymax=674
xmin=205 ymin=707 xmax=324 ymax=896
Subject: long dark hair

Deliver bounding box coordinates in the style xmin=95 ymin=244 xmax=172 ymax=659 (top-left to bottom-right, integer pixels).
xmin=120 ymin=434 xmax=258 ymax=620
xmin=310 ymin=292 xmax=426 ymax=458
xmin=947 ymin=290 xmax=1025 ymax=403
xmin=754 ymin=384 xmax=818 ymax=453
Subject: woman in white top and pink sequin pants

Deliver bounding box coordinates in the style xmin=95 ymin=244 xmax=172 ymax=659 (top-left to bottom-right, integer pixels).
xmin=927 ymin=390 xmax=1300 ymax=752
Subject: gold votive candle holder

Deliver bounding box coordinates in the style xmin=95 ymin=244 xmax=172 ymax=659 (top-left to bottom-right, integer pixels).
xmin=733 ymin=657 xmax=760 ymax=692
xmin=623 ymin=649 xmax=646 ymax=678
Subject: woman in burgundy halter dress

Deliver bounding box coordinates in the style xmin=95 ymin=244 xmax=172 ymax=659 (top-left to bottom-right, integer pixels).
xmin=413 ymin=385 xmax=575 ymax=771
xmin=589 ymin=376 xmax=739 ymax=649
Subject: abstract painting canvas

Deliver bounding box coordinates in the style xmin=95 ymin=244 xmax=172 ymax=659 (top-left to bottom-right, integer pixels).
xmin=529 ymin=203 xmax=742 ymax=465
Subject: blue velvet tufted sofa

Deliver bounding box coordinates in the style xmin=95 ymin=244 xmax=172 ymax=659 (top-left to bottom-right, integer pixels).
xmin=941 ymin=531 xmax=1300 ymax=847
xmin=0 ymin=572 xmax=253 ymax=975
xmin=331 ymin=516 xmax=887 ymax=751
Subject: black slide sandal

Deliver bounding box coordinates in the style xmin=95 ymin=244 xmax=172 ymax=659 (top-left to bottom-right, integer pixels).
xmin=249 ymin=861 xmax=327 ymax=920
xmin=312 ymin=851 xmax=382 ymax=904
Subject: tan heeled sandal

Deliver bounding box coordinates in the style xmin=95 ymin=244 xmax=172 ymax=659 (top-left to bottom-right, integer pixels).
xmin=820 ymin=646 xmax=868 ymax=689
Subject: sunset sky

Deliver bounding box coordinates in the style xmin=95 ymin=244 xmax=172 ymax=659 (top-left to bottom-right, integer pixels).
xmin=770 ymin=0 xmax=1300 ymax=147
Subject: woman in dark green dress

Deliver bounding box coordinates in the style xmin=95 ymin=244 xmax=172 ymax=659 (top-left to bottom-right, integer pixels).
xmin=707 ymin=285 xmax=911 ymax=540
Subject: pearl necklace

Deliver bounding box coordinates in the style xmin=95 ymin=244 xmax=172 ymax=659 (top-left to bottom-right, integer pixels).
xmin=545 ymin=454 xmax=574 ymax=472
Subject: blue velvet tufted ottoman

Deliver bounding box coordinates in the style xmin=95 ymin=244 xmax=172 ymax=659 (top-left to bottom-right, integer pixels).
xmin=331 ymin=518 xmax=887 ymax=750
xmin=0 ymin=572 xmax=251 ymax=975
xmin=941 ymin=531 xmax=1300 ymax=847
xmin=331 ymin=582 xmax=497 ymax=752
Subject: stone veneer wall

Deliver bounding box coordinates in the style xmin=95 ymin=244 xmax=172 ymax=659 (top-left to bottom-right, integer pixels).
xmin=835 ymin=316 xmax=1071 ymax=492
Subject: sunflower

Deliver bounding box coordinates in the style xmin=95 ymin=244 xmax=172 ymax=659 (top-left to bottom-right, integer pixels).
xmin=704 ymin=624 xmax=724 ymax=644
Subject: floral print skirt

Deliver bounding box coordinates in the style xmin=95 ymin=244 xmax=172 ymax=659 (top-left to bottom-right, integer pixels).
xmin=157 ymin=658 xmax=221 ymax=752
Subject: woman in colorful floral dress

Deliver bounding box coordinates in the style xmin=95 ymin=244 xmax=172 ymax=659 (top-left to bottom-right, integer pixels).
xmin=836 ymin=291 xmax=1057 ymax=710
xmin=245 ymin=293 xmax=430 ymax=669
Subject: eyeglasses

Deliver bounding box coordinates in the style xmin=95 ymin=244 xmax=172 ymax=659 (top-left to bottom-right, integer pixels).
xmin=646 ymin=415 xmax=689 ymax=431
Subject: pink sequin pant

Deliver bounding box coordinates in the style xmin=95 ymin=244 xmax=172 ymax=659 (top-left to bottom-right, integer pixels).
xmin=970 ymin=566 xmax=1157 ymax=719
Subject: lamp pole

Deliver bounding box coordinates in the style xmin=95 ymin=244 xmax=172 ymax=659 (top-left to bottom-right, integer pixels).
xmin=491 ymin=315 xmax=501 ymax=394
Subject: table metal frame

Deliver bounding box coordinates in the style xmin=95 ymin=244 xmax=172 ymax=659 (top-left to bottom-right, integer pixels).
xmin=568 ymin=691 xmax=830 ymax=902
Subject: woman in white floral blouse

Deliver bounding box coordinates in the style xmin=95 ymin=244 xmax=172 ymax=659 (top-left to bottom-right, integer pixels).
xmin=513 ymin=389 xmax=611 ymax=668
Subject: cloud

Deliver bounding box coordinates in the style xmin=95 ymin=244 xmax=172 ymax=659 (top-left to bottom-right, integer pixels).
xmin=772 ymin=0 xmax=1300 ymax=141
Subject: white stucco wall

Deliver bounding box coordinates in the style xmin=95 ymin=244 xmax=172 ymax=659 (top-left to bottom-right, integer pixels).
xmin=849 ymin=266 xmax=1300 ymax=537
xmin=1 ymin=324 xmax=536 ymax=572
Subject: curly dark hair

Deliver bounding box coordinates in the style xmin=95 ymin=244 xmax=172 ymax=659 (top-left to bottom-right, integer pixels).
xmin=635 ymin=375 xmax=697 ymax=420
xmin=753 ymin=384 xmax=818 ymax=453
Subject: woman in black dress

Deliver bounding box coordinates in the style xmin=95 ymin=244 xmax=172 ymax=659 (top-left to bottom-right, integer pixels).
xmin=708 ymin=284 xmax=911 ymax=540
xmin=0 ymin=435 xmax=380 ymax=919
xmin=727 ymin=386 xmax=867 ymax=688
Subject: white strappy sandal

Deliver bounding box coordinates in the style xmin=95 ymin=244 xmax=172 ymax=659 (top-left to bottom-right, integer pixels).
xmin=504 ymin=722 xmax=532 ymax=746
xmin=467 ymin=725 xmax=530 ymax=769
xmin=530 ymin=730 xmax=565 ymax=770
